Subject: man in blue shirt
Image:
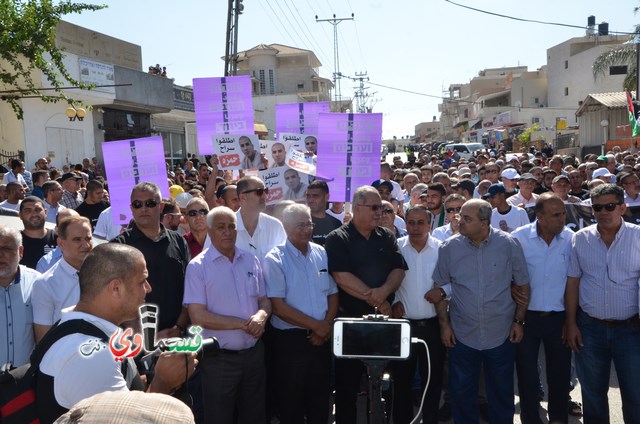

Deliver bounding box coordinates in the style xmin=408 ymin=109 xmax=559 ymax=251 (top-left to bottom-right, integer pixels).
xmin=263 ymin=204 xmax=338 ymax=424
xmin=512 ymin=193 xmax=573 ymax=424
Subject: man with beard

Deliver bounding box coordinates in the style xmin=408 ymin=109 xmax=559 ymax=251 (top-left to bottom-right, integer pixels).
xmin=160 ymin=198 xmax=182 ymax=232
xmin=240 ymin=136 xmax=266 ymax=170
xmin=270 ymin=142 xmax=287 ymax=168
xmin=420 ymin=183 xmax=447 ymax=232
xmin=19 ymin=196 xmax=57 ymax=269
xmin=305 ymin=180 xmax=341 ymax=246
xmin=283 ymin=169 xmax=308 ymax=202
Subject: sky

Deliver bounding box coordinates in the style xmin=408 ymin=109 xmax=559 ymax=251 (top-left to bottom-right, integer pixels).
xmin=63 ymin=0 xmax=638 ymax=139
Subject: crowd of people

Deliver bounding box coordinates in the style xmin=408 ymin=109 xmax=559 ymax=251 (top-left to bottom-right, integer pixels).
xmin=1 ymin=142 xmax=639 ymax=424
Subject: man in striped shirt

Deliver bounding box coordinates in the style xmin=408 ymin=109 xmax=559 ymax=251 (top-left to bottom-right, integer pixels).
xmin=564 ymin=184 xmax=640 ymax=424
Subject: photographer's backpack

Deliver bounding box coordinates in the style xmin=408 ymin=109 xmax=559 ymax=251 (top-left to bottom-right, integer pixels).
xmin=0 ymin=319 xmax=107 ymax=424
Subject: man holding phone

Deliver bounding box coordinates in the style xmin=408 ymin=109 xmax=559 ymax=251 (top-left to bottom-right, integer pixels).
xmin=325 ymin=186 xmax=407 ymax=423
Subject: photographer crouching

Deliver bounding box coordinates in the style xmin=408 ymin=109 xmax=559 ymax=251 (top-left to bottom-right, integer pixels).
xmin=36 ymin=243 xmax=198 ymax=423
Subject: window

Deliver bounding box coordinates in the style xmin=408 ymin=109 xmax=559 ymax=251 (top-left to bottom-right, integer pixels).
xmin=532 ymin=117 xmax=540 ymax=124
xmin=610 ymin=65 xmax=628 ymax=75
xmin=268 ymin=70 xmax=275 ymax=94
xmin=533 ymin=97 xmax=539 ymax=104
xmin=161 ymin=131 xmax=186 ymax=168
xmin=564 ymin=87 xmax=569 ymax=96
xmin=297 ymin=82 xmax=304 ymax=90
xmin=564 ymin=60 xmax=568 ymax=69
xmin=259 ymin=70 xmax=266 ymax=95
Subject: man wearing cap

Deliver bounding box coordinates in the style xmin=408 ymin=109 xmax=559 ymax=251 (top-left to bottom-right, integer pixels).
xmin=551 ymin=175 xmax=581 ymax=203
xmin=372 ymin=179 xmax=406 ymax=232
xmin=500 ymin=168 xmax=520 ymax=199
xmin=484 ymin=184 xmax=530 ymax=233
xmin=59 ymin=172 xmax=84 ymax=209
xmin=507 ymin=173 xmax=539 ymax=208
xmin=619 ymin=171 xmax=640 ymax=206
xmin=592 ymin=167 xmax=614 ymax=183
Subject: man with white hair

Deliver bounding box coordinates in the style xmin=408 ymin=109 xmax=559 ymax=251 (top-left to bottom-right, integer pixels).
xmin=184 ymin=206 xmax=271 ymax=424
xmin=0 ymin=225 xmax=41 ymax=367
xmin=263 ymin=203 xmax=338 ymax=424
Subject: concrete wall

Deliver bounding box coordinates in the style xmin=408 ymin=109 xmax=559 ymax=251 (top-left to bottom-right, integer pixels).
xmin=547 ymin=35 xmax=627 ymax=109
xmin=113 ymin=66 xmax=174 ymax=112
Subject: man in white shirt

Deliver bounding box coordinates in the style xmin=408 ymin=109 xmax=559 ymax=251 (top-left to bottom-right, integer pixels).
xmin=234 ymin=176 xmax=286 ymax=260
xmin=32 ymin=216 xmax=93 ymax=342
xmin=431 ymin=194 xmax=465 ymax=242
xmin=3 ymin=159 xmax=28 ymax=190
xmin=619 ymin=172 xmax=640 ymax=206
xmin=391 ymin=205 xmax=445 ymax=424
xmin=483 ymin=184 xmax=530 ymax=233
xmin=0 ymin=182 xmax=24 ymax=211
xmin=37 ymin=243 xmax=196 ymax=423
xmin=507 ymin=173 xmax=539 ymax=208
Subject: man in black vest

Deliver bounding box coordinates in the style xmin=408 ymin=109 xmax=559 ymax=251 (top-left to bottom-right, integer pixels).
xmin=36 ymin=243 xmax=197 ymax=423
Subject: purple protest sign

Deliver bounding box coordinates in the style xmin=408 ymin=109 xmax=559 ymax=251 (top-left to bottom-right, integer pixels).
xmin=275 ymin=102 xmax=330 ymax=136
xmin=102 ymin=136 xmax=169 ymax=227
xmin=193 ymin=76 xmax=254 ymax=155
xmin=316 ymin=113 xmax=383 ymax=202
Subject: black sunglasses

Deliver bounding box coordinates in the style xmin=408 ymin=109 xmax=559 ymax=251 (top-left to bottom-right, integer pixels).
xmin=187 ymin=209 xmax=208 ymax=217
xmin=358 ymin=203 xmax=383 ymax=212
xmin=242 ymin=187 xmax=269 ymax=196
xmin=381 ymin=208 xmax=395 ymax=215
xmin=592 ymin=202 xmax=622 ymax=212
xmin=446 ymin=206 xmax=462 ymax=213
xmin=131 ymin=199 xmax=159 ymax=209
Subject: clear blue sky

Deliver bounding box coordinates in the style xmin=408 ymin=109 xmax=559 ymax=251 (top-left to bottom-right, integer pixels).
xmin=63 ymin=0 xmax=638 ymax=139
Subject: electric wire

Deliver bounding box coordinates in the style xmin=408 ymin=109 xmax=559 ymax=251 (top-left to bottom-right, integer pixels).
xmin=444 ymin=0 xmax=636 ymax=35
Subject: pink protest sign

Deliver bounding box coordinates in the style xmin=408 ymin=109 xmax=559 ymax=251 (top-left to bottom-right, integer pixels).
xmin=193 ymin=76 xmax=254 ymax=155
xmin=275 ymin=102 xmax=330 ymax=136
xmin=316 ymin=113 xmax=383 ymax=202
xmin=102 ymin=136 xmax=169 ymax=226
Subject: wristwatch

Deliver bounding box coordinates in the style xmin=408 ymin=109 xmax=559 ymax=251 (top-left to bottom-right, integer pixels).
xmin=513 ymin=319 xmax=525 ymax=326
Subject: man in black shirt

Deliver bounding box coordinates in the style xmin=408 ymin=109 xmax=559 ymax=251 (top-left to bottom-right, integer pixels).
xmin=19 ymin=196 xmax=57 ymax=269
xmin=111 ymin=182 xmax=190 ymax=340
xmin=75 ymin=180 xmax=109 ymax=230
xmin=325 ymin=186 xmax=407 ymax=423
xmin=305 ymin=180 xmax=341 ymax=246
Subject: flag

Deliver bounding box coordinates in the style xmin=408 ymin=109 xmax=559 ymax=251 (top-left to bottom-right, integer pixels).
xmin=626 ymin=91 xmax=640 ymax=137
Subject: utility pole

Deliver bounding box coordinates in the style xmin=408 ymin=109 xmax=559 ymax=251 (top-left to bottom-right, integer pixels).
xmin=350 ymin=71 xmax=379 ymax=113
xmin=224 ymin=0 xmax=244 ymax=76
xmin=316 ymin=13 xmax=354 ymax=111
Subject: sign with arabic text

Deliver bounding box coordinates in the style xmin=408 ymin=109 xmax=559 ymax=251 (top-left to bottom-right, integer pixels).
xmin=102 ymin=136 xmax=169 ymax=227
xmin=316 ymin=113 xmax=383 ymax=202
xmin=213 ymin=134 xmax=264 ymax=170
xmin=275 ymin=102 xmax=330 ymax=136
xmin=193 ymin=76 xmax=254 ymax=155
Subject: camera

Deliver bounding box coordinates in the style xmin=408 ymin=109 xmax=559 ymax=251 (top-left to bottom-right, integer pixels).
xmin=139 ymin=336 xmax=219 ymax=377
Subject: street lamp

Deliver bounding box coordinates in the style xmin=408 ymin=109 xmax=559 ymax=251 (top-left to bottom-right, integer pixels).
xmin=600 ymin=119 xmax=609 ymax=155
xmin=66 ymin=106 xmax=87 ymax=121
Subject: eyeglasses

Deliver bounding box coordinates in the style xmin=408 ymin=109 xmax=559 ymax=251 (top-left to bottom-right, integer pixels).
xmin=295 ymin=222 xmax=315 ymax=230
xmin=131 ymin=199 xmax=159 ymax=209
xmin=592 ymin=202 xmax=622 ymax=212
xmin=381 ymin=208 xmax=395 ymax=215
xmin=242 ymin=187 xmax=269 ymax=196
xmin=358 ymin=203 xmax=383 ymax=212
xmin=187 ymin=209 xmax=208 ymax=217
xmin=165 ymin=213 xmax=182 ymax=219
xmin=445 ymin=206 xmax=462 ymax=213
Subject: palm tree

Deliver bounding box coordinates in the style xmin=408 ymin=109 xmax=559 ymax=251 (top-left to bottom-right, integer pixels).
xmin=592 ymin=21 xmax=640 ymax=92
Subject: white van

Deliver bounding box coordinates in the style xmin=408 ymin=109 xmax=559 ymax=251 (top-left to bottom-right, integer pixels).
xmin=444 ymin=143 xmax=486 ymax=159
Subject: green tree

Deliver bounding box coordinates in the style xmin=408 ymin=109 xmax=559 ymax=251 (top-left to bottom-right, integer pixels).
xmin=518 ymin=123 xmax=540 ymax=150
xmin=0 ymin=0 xmax=106 ymax=119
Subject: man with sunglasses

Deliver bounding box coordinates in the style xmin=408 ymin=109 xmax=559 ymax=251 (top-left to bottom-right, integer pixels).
xmin=431 ymin=194 xmax=465 ymax=242
xmin=111 ymin=182 xmax=190 ymax=341
xmin=183 ymin=197 xmax=209 ymax=257
xmin=325 ymin=185 xmax=407 ymax=423
xmin=234 ymin=176 xmax=286 ymax=260
xmin=563 ymin=184 xmax=640 ymax=424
